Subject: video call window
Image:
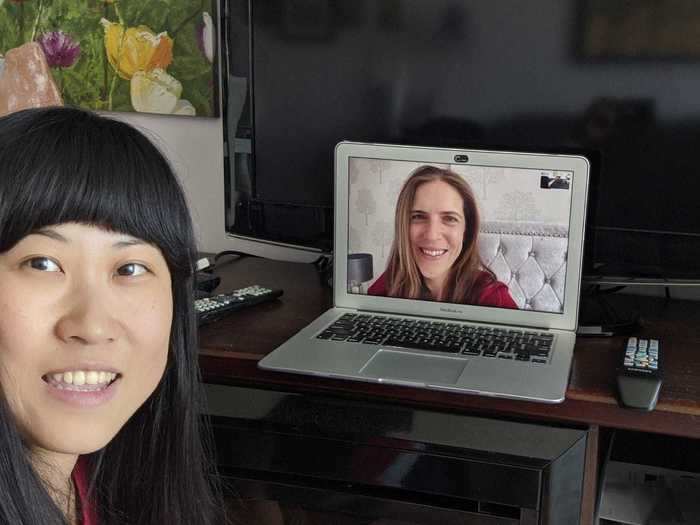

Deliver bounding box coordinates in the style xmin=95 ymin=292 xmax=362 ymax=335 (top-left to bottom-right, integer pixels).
xmin=346 ymin=158 xmax=573 ymax=314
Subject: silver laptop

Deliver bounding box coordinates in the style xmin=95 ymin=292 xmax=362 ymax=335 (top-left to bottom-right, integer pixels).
xmin=259 ymin=142 xmax=590 ymax=403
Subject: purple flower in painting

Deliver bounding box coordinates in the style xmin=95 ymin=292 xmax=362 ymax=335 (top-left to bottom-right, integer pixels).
xmin=38 ymin=31 xmax=81 ymax=68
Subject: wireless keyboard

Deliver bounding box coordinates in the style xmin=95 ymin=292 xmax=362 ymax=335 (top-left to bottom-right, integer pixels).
xmin=195 ymin=285 xmax=283 ymax=326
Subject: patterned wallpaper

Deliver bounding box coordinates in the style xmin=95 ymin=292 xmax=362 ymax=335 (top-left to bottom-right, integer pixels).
xmin=348 ymin=158 xmax=572 ymax=282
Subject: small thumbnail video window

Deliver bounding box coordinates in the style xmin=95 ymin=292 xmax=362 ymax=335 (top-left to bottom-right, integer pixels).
xmin=540 ymin=172 xmax=571 ymax=190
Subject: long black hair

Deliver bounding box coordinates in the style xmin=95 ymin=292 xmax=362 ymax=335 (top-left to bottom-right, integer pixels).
xmin=0 ymin=106 xmax=223 ymax=524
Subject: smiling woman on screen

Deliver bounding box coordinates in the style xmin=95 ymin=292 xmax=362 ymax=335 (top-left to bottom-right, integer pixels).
xmin=0 ymin=107 xmax=223 ymax=524
xmin=368 ymin=165 xmax=516 ymax=308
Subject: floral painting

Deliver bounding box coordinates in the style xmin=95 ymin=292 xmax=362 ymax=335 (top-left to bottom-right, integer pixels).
xmin=0 ymin=0 xmax=218 ymax=117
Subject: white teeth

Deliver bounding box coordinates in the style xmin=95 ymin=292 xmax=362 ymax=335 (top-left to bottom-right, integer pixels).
xmin=73 ymin=371 xmax=86 ymax=386
xmin=421 ymin=248 xmax=447 ymax=257
xmin=47 ymin=370 xmax=117 ymax=386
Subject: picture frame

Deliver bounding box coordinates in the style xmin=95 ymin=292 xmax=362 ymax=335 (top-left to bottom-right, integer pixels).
xmin=578 ymin=0 xmax=700 ymax=61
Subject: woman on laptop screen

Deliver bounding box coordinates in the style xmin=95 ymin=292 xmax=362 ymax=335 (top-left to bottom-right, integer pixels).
xmin=368 ymin=165 xmax=516 ymax=308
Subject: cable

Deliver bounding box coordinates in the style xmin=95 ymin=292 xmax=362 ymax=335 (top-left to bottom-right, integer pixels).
xmin=579 ymin=285 xmax=640 ymax=336
xmin=312 ymin=255 xmax=333 ymax=288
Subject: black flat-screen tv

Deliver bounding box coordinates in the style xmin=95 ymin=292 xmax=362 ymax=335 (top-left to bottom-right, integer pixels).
xmin=223 ymin=0 xmax=700 ymax=280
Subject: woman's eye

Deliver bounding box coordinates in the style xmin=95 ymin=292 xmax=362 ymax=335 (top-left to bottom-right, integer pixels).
xmin=410 ymin=213 xmax=425 ymax=221
xmin=26 ymin=257 xmax=62 ymax=272
xmin=116 ymin=263 xmax=150 ymax=277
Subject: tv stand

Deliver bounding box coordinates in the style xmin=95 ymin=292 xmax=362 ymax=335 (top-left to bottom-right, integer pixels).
xmin=208 ymin=383 xmax=588 ymax=524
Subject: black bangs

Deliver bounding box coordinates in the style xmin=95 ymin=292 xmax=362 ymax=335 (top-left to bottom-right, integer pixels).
xmin=0 ymin=107 xmax=195 ymax=277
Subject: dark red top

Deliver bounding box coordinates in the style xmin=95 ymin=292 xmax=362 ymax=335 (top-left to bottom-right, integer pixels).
xmin=367 ymin=270 xmax=517 ymax=309
xmin=73 ymin=456 xmax=98 ymax=525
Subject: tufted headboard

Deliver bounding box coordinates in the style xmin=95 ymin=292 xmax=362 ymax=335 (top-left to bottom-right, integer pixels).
xmin=478 ymin=221 xmax=568 ymax=313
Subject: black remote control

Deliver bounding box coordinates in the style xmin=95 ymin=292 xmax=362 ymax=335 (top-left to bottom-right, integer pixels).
xmin=195 ymin=285 xmax=283 ymax=326
xmin=616 ymin=337 xmax=663 ymax=411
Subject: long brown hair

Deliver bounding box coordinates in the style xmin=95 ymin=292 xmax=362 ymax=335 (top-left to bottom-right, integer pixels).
xmin=385 ymin=165 xmax=495 ymax=303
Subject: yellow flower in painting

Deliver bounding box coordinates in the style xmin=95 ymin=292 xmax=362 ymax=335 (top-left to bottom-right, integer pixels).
xmin=131 ymin=68 xmax=195 ymax=115
xmin=100 ymin=18 xmax=173 ymax=80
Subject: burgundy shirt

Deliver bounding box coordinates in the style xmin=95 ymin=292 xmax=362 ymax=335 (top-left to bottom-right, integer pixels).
xmin=73 ymin=456 xmax=97 ymax=525
xmin=367 ymin=270 xmax=517 ymax=309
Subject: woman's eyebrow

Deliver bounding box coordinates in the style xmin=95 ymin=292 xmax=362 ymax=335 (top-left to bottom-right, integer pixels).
xmin=411 ymin=209 xmax=463 ymax=218
xmin=33 ymin=229 xmax=68 ymax=242
xmin=113 ymin=238 xmax=147 ymax=249
xmin=33 ymin=229 xmax=145 ymax=248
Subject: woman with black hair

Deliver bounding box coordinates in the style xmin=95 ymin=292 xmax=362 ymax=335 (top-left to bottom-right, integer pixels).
xmin=0 ymin=106 xmax=224 ymax=524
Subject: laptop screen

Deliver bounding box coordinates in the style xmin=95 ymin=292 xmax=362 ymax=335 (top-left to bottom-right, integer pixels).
xmin=346 ymin=157 xmax=574 ymax=315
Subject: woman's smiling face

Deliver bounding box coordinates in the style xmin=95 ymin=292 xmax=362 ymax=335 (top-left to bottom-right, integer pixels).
xmin=409 ymin=180 xmax=466 ymax=291
xmin=0 ymin=222 xmax=172 ymax=457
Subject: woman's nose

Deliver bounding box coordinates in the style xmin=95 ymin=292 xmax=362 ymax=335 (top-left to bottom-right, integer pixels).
xmin=54 ymin=288 xmax=121 ymax=345
xmin=424 ymin=218 xmax=443 ymax=240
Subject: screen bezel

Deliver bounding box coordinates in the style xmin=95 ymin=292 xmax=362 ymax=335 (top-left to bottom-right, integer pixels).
xmin=333 ymin=142 xmax=590 ymax=332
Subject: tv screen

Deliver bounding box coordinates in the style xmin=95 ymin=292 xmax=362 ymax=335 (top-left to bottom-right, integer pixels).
xmin=224 ymin=0 xmax=700 ymax=278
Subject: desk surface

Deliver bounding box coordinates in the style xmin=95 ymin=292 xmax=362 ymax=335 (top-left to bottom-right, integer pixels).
xmin=199 ymin=257 xmax=700 ymax=439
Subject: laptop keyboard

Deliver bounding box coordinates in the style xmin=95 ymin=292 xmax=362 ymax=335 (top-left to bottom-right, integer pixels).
xmin=316 ymin=313 xmax=553 ymax=364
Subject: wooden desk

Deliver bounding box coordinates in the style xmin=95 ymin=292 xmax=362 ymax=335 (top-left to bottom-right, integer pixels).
xmin=199 ymin=257 xmax=700 ymax=524
xmin=199 ymin=257 xmax=700 ymax=437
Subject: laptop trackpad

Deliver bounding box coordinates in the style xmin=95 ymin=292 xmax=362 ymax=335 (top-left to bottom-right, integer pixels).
xmin=360 ymin=350 xmax=466 ymax=385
